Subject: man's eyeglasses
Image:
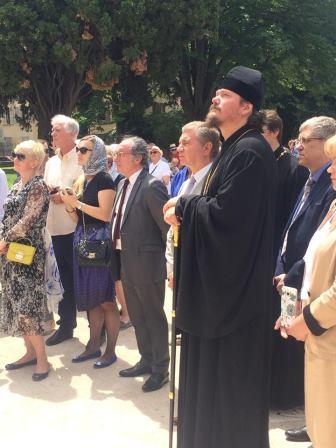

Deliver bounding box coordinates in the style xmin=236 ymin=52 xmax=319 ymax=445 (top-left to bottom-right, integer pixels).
xmin=114 ymin=151 xmax=134 ymax=158
xmin=295 ymin=137 xmax=325 ymax=146
xmin=11 ymin=152 xmax=26 ymax=161
xmin=150 ymin=150 xmax=159 ymax=155
xmin=75 ymin=146 xmax=93 ymax=154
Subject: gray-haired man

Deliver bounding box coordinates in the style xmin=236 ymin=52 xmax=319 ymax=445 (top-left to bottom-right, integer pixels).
xmin=44 ymin=114 xmax=82 ymax=345
xmin=111 ymin=136 xmax=170 ymax=392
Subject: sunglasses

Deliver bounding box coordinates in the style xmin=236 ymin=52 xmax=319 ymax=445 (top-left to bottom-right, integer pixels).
xmin=75 ymin=146 xmax=93 ymax=154
xmin=11 ymin=152 xmax=26 ymax=161
xmin=150 ymin=150 xmax=159 ymax=154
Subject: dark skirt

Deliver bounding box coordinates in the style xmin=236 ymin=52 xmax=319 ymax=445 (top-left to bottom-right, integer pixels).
xmin=73 ymin=223 xmax=115 ymax=311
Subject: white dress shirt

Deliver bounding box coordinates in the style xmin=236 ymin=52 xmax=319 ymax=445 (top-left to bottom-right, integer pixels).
xmin=149 ymin=159 xmax=171 ymax=194
xmin=0 ymin=168 xmax=9 ymax=222
xmin=166 ymin=163 xmax=212 ymax=275
xmin=112 ymin=169 xmax=142 ymax=250
xmin=44 ymin=148 xmax=83 ymax=236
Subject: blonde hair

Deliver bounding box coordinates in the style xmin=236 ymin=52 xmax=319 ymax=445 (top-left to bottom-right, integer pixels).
xmin=324 ymin=135 xmax=336 ymax=159
xmin=72 ymin=135 xmax=96 ymax=197
xmin=14 ymin=140 xmax=45 ymax=168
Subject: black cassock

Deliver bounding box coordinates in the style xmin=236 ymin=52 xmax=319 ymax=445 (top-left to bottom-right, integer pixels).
xmin=175 ymin=124 xmax=277 ymax=448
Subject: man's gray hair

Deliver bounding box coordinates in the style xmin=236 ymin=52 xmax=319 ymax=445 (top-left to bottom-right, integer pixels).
xmin=51 ymin=114 xmax=79 ymax=136
xmin=182 ymin=121 xmax=221 ymax=160
xmin=123 ymin=136 xmax=149 ymax=167
xmin=299 ymin=116 xmax=336 ymax=140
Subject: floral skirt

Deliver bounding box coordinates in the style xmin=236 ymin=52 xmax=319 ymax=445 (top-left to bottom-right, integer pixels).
xmin=73 ymin=223 xmax=115 ymax=311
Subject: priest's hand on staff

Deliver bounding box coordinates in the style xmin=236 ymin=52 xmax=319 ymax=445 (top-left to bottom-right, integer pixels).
xmin=163 ymin=197 xmax=178 ymax=214
xmin=163 ymin=197 xmax=180 ymax=226
xmin=168 ymin=272 xmax=174 ymax=289
xmin=164 ymin=206 xmax=180 ymax=226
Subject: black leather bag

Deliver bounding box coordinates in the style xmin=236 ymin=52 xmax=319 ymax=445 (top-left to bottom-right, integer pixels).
xmin=76 ymin=213 xmax=111 ymax=267
xmin=77 ymin=238 xmax=111 ymax=267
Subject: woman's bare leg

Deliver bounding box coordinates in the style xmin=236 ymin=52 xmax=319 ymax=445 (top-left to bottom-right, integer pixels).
xmin=116 ymin=281 xmax=130 ymax=323
xmin=26 ymin=335 xmax=49 ymax=373
xmin=8 ymin=336 xmax=36 ymax=365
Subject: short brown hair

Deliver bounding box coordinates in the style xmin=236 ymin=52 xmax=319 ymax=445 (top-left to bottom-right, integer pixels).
xmin=182 ymin=121 xmax=220 ymax=160
xmin=261 ymin=109 xmax=283 ymax=141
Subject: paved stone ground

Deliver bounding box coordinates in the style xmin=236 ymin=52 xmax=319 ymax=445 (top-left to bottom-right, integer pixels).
xmin=0 ymin=288 xmax=311 ymax=448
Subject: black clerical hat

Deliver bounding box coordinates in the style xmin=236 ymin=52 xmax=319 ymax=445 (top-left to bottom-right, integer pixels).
xmin=218 ymin=66 xmax=263 ymax=110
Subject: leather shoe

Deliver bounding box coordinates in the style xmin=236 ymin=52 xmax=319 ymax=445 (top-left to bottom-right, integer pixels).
xmin=5 ymin=359 xmax=37 ymax=370
xmin=32 ymin=370 xmax=50 ymax=381
xmin=46 ymin=328 xmax=73 ymax=346
xmin=93 ymin=354 xmax=117 ymax=369
xmin=119 ymin=362 xmax=152 ymax=377
xmin=285 ymin=426 xmax=310 ymax=442
xmin=142 ymin=372 xmax=169 ymax=392
xmin=119 ymin=320 xmax=132 ymax=331
xmin=72 ymin=350 xmax=101 ymax=363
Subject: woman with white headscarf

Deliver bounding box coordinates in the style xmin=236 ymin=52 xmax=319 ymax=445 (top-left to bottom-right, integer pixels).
xmin=61 ymin=135 xmax=120 ymax=368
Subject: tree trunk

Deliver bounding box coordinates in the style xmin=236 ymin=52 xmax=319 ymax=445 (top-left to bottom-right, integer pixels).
xmin=29 ymin=63 xmax=89 ymax=140
xmin=177 ymin=39 xmax=219 ymax=121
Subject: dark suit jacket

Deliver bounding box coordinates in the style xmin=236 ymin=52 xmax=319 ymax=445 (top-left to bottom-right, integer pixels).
xmin=275 ymin=167 xmax=336 ymax=290
xmin=113 ymin=168 xmax=169 ymax=285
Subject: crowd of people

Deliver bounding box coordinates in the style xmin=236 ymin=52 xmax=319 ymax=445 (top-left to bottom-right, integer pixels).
xmin=0 ymin=64 xmax=336 ymax=448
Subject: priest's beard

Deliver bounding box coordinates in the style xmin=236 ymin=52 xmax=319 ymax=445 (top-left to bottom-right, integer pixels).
xmin=205 ymin=107 xmax=222 ymax=128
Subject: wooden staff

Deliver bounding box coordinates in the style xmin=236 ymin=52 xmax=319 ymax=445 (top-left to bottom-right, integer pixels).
xmin=168 ymin=225 xmax=180 ymax=448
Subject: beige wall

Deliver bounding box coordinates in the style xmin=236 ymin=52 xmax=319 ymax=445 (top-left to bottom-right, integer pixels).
xmin=0 ymin=121 xmax=38 ymax=148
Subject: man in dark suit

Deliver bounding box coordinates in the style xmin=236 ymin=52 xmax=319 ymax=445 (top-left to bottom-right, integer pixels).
xmin=274 ymin=116 xmax=336 ymax=442
xmin=261 ymin=109 xmax=309 ymax=264
xmin=111 ymin=136 xmax=170 ymax=392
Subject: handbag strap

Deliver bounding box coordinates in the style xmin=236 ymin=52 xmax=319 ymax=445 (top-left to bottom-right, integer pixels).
xmin=81 ymin=212 xmax=87 ymax=241
xmin=16 ymin=237 xmax=33 ymax=246
xmin=81 ymin=179 xmax=91 ymax=241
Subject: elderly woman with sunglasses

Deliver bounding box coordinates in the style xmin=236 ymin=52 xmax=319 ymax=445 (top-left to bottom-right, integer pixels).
xmin=61 ymin=135 xmax=120 ymax=368
xmin=0 ymin=141 xmax=51 ymax=381
xmin=275 ymin=135 xmax=336 ymax=448
xmin=148 ymin=145 xmax=171 ymax=194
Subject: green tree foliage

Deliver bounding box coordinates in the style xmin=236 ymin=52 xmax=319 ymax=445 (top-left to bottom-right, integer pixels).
xmin=0 ymin=0 xmax=335 ymax=141
xmin=0 ymin=0 xmax=148 ymax=137
xmin=144 ymin=0 xmax=336 ymax=131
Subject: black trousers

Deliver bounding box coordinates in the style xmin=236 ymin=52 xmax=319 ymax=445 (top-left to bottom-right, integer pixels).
xmin=52 ymin=233 xmax=76 ymax=330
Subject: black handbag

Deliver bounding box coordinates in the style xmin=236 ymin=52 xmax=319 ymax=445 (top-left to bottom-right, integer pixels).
xmin=76 ymin=212 xmax=111 ymax=267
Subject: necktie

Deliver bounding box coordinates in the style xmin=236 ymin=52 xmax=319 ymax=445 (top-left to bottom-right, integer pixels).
xmin=112 ymin=179 xmax=130 ymax=249
xmin=281 ymin=175 xmax=315 ymax=255
xmin=292 ymin=175 xmax=315 ymax=221
xmin=183 ymin=176 xmax=196 ymax=195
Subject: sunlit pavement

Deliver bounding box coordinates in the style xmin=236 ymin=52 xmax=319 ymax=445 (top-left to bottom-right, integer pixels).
xmin=0 ymin=286 xmax=311 ymax=448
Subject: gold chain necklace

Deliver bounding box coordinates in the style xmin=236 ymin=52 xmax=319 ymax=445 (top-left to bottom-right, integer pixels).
xmin=203 ymin=128 xmax=256 ymax=194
